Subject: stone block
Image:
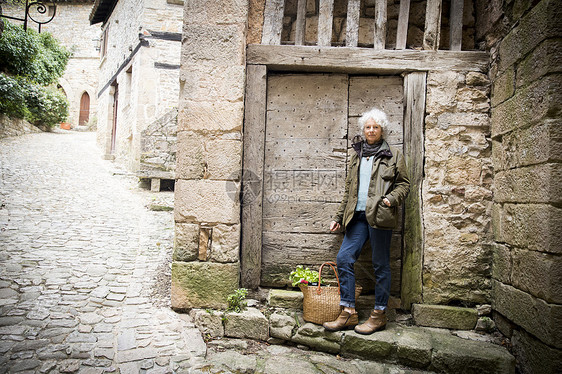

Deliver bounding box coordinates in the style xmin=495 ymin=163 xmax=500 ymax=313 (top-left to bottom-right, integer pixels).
xmin=498 ymin=0 xmax=562 ymax=73
xmin=412 ymin=304 xmax=478 ymax=330
xmin=511 ymin=248 xmax=562 ymax=304
xmin=179 ymin=65 xmax=246 ymax=103
xmin=493 ymin=311 xmax=514 ymax=338
xmin=426 ymin=72 xmax=465 ymax=114
xmin=175 ymin=131 xmax=205 ymax=179
xmin=268 ymin=289 xmax=303 ymax=309
xmin=466 ymin=72 xmax=490 ymax=86
xmin=429 ymin=329 xmax=515 ymax=374
xmin=475 ymin=316 xmax=496 ymax=332
xmin=341 ymin=328 xmax=397 ymax=359
xmin=494 ymin=163 xmax=562 ymax=204
xmin=491 ymin=67 xmax=515 ymax=107
xmin=435 ymin=112 xmax=490 ymax=130
xmin=173 ymin=223 xmax=199 ymax=262
xmin=182 ymin=23 xmax=246 ymax=67
xmin=174 ymin=179 xmax=240 ymax=224
xmin=291 ymin=323 xmax=341 ymax=354
xmin=495 ymin=203 xmax=562 ymax=254
xmin=491 ymin=75 xmax=562 ymax=137
xmin=224 ymin=307 xmax=268 ymax=341
xmin=204 ymin=139 xmax=242 ymax=180
xmin=209 ymin=224 xmax=240 ymax=263
xmin=445 ymin=156 xmax=482 ymax=185
xmin=171 ymin=261 xmax=239 ymax=309
xmin=456 ymin=86 xmax=490 ymax=113
xmin=511 ymin=328 xmax=562 ymax=374
xmin=491 ymin=243 xmax=512 ymax=284
xmin=183 ymin=0 xmax=248 ymax=25
xmin=189 ymin=309 xmax=224 ymax=338
xmin=177 ymin=100 xmax=244 ymax=133
xmin=269 ymin=312 xmax=297 ymax=340
xmin=517 ymin=39 xmax=562 ymax=89
xmin=396 ymin=328 xmax=433 ymax=368
xmin=492 ymin=119 xmax=562 ymax=172
xmin=492 ymin=280 xmax=562 ymax=348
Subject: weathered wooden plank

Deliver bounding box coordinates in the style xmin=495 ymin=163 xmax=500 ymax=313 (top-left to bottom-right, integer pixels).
xmin=267 ymin=73 xmax=348 ymax=110
xmin=346 ymin=0 xmax=361 ymax=47
xmin=263 ymin=201 xmax=404 ymax=233
xmin=401 ymin=71 xmax=426 ymax=310
xmin=246 ymin=45 xmax=490 ymax=73
xmin=423 ymin=0 xmax=442 ymax=50
xmin=241 ymin=65 xmax=268 ymax=289
xmin=295 ymin=0 xmax=307 ymax=46
xmin=395 ymin=0 xmax=411 ymax=50
xmin=261 ymin=232 xmax=402 ymax=289
xmin=264 ymin=139 xmax=347 ymax=169
xmin=262 ymin=0 xmax=285 ymax=45
xmin=348 ymin=76 xmax=404 ymax=145
xmin=348 ymin=76 xmax=403 ymax=117
xmin=374 ymin=0 xmax=387 ymax=50
xmin=317 ymin=0 xmax=334 ymax=46
xmin=263 ymin=202 xmax=339 ymax=233
xmin=449 ymin=0 xmax=464 ymax=51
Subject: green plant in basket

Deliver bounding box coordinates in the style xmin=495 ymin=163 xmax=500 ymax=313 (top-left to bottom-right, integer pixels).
xmin=289 ymin=265 xmax=321 ymax=287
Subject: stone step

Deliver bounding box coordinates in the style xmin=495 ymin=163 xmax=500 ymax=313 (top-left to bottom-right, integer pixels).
xmin=192 ymin=306 xmax=515 ymax=374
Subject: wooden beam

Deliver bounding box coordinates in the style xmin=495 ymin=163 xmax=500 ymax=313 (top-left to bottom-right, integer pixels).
xmin=295 ymin=0 xmax=307 ymax=46
xmin=346 ymin=0 xmax=361 ymax=47
xmin=247 ymin=45 xmax=489 ymax=73
xmin=449 ymin=0 xmax=464 ymax=51
xmin=262 ymin=0 xmax=285 ymax=45
xmin=374 ymin=0 xmax=387 ymax=50
xmin=401 ymin=71 xmax=426 ymax=310
xmin=241 ymin=65 xmax=267 ymax=289
xmin=318 ymin=0 xmax=334 ymax=46
xmin=396 ymin=0 xmax=411 ymax=50
xmin=423 ymin=0 xmax=442 ymax=50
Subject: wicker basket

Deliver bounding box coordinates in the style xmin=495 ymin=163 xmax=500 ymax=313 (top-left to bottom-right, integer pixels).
xmin=299 ymin=262 xmax=362 ymax=325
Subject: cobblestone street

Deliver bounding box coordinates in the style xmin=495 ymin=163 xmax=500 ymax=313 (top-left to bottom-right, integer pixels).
xmin=0 ymin=131 xmax=205 ymax=373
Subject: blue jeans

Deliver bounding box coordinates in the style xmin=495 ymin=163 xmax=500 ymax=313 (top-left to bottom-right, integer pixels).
xmin=336 ymin=211 xmax=392 ymax=310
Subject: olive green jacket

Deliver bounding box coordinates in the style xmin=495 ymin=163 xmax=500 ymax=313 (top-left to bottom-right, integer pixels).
xmin=333 ymin=140 xmax=410 ymax=231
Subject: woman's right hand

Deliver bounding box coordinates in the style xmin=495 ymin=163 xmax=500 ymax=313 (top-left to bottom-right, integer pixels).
xmin=330 ymin=221 xmax=341 ymax=232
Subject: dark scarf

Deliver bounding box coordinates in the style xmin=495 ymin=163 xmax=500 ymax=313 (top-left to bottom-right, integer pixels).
xmin=362 ymin=140 xmax=383 ymax=158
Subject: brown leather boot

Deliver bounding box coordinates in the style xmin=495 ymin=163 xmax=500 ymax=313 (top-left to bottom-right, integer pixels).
xmin=354 ymin=309 xmax=387 ymax=335
xmin=323 ymin=310 xmax=359 ymax=332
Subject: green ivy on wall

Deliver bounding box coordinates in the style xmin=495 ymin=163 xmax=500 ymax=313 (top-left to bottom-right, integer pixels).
xmin=0 ymin=20 xmax=71 ymax=127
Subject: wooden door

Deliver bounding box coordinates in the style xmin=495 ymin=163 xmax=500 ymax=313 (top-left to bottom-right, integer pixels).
xmin=259 ymin=73 xmax=404 ymax=296
xmin=79 ymin=92 xmax=90 ymax=126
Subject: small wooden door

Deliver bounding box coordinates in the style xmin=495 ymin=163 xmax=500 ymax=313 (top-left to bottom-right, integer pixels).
xmin=259 ymin=73 xmax=404 ymax=296
xmin=79 ymin=92 xmax=90 ymax=126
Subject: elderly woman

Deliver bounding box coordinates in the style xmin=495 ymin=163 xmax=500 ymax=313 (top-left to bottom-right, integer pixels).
xmin=324 ymin=108 xmax=410 ymax=334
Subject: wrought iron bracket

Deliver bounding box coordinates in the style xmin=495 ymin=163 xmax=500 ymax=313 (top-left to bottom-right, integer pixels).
xmin=0 ymin=0 xmax=56 ymax=32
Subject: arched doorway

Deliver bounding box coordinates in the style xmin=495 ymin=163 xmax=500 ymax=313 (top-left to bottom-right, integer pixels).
xmin=79 ymin=92 xmax=90 ymax=126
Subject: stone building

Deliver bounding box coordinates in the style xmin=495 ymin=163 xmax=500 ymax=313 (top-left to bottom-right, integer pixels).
xmin=2 ymin=0 xmax=100 ymax=128
xmin=171 ymin=0 xmax=560 ymax=372
xmin=89 ymin=0 xmax=183 ymax=183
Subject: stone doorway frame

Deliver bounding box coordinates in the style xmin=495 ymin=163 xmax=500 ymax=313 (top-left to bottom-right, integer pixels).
xmin=236 ymin=45 xmax=471 ymax=310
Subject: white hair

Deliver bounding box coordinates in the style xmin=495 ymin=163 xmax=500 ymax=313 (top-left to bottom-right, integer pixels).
xmin=358 ymin=108 xmax=389 ymax=133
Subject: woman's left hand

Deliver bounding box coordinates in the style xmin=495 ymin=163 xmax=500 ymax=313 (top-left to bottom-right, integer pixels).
xmin=383 ymin=197 xmax=391 ymax=207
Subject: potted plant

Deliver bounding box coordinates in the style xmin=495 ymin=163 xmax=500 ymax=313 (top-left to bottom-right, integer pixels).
xmin=289 ymin=265 xmax=322 ymax=287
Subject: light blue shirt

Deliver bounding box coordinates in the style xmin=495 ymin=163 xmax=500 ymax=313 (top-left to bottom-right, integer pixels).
xmin=356 ymin=156 xmax=374 ymax=211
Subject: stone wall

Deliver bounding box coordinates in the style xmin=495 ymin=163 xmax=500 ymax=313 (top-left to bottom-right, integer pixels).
xmin=139 ymin=108 xmax=177 ymax=179
xmin=94 ymin=0 xmax=183 ymax=171
xmin=281 ymin=0 xmax=476 ymax=50
xmin=422 ymin=70 xmax=493 ymax=305
xmin=2 ymin=2 xmax=100 ymax=127
xmin=476 ymin=0 xmax=562 ymax=373
xmin=171 ymin=0 xmax=249 ymax=310
xmin=0 ymin=114 xmax=41 ymax=138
